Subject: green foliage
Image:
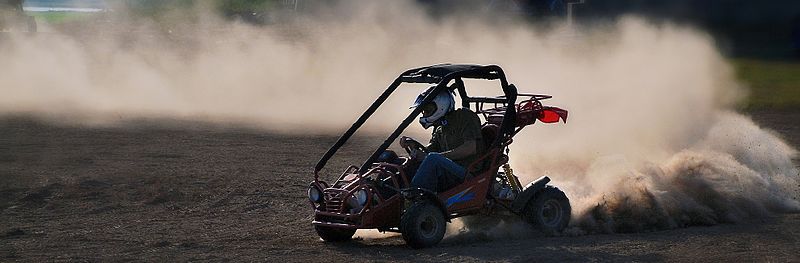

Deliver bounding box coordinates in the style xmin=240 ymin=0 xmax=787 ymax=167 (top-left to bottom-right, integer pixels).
xmin=28 ymin=11 xmax=93 ymax=24
xmin=116 ymin=0 xmax=195 ymax=17
xmin=734 ymin=59 xmax=800 ymax=109
xmin=217 ymin=0 xmax=279 ymax=14
xmin=108 ymin=0 xmax=282 ymax=17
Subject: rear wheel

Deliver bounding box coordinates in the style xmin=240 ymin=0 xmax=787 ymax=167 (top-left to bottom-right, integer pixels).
xmin=522 ymin=186 xmax=571 ymax=235
xmin=400 ymin=201 xmax=446 ymax=248
xmin=314 ymin=225 xmax=356 ymax=242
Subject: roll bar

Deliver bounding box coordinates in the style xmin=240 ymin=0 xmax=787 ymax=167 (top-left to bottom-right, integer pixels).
xmin=313 ymin=64 xmax=518 ymax=177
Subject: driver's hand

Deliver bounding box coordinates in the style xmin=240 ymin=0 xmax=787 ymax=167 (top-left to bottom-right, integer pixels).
xmin=399 ymin=136 xmax=412 ymax=148
xmin=410 ymin=148 xmax=427 ymax=160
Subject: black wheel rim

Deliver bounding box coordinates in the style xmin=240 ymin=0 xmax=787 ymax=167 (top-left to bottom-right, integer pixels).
xmin=540 ymin=199 xmax=563 ymax=227
xmin=419 ymin=213 xmax=439 ymax=239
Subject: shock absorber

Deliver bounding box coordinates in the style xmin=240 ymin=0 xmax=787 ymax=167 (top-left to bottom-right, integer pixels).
xmin=502 ymin=163 xmax=523 ymax=193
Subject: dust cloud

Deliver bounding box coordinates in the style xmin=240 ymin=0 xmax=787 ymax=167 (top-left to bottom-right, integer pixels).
xmin=1 ymin=0 xmax=797 ymax=235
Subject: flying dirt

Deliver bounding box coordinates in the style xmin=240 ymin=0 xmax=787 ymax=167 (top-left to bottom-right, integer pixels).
xmin=1 ymin=0 xmax=798 ymax=259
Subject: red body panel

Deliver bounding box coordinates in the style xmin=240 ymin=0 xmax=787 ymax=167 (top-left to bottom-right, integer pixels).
xmin=437 ymin=171 xmax=492 ymax=214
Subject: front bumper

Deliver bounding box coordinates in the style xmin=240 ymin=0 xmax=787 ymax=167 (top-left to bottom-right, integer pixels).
xmin=312 ymin=210 xmax=362 ymax=229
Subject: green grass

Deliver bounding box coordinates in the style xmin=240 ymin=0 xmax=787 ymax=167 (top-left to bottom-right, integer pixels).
xmin=28 ymin=11 xmax=94 ymax=24
xmin=733 ymin=59 xmax=800 ymax=109
xmin=217 ymin=0 xmax=278 ymax=13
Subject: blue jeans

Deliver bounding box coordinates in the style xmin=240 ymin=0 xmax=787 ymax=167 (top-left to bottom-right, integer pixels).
xmin=411 ymin=152 xmax=466 ymax=191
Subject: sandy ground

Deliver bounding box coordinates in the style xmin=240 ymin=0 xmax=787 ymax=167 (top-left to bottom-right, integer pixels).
xmin=1 ymin=110 xmax=798 ymax=262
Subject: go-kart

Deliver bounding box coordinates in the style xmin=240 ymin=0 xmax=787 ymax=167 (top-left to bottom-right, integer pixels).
xmin=308 ymin=64 xmax=570 ymax=248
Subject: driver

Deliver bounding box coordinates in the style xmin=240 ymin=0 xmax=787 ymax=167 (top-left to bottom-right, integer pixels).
xmin=401 ymin=85 xmax=484 ymax=192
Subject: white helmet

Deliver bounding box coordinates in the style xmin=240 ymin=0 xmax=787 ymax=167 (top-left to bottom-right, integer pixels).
xmin=410 ymin=86 xmax=455 ymax=129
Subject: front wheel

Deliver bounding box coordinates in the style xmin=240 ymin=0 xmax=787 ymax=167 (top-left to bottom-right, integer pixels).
xmin=400 ymin=201 xmax=446 ymax=248
xmin=314 ymin=225 xmax=356 ymax=242
xmin=522 ymin=186 xmax=571 ymax=235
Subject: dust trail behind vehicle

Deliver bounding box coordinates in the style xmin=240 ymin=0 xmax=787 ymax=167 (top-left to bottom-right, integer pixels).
xmin=0 ymin=0 xmax=796 ymax=235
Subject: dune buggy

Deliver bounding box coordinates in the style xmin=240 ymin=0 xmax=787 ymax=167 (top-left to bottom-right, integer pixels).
xmin=308 ymin=64 xmax=570 ymax=248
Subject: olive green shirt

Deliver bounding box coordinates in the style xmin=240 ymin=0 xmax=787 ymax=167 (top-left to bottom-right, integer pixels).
xmin=427 ymin=108 xmax=484 ymax=169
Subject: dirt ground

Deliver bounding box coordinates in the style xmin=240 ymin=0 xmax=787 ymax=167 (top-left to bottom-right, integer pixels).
xmin=1 ymin=110 xmax=798 ymax=262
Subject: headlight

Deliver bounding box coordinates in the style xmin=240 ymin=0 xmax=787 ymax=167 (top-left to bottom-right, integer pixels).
xmin=348 ymin=189 xmax=369 ymax=210
xmin=308 ymin=186 xmax=322 ymax=203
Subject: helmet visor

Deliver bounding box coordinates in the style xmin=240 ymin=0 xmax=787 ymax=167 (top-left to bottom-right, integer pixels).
xmin=420 ymin=102 xmax=437 ymax=118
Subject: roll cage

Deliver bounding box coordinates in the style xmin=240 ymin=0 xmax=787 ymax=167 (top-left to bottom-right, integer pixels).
xmin=313 ymin=64 xmax=550 ymax=177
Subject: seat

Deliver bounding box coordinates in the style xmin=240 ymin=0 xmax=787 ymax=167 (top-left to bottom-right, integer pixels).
xmin=479 ymin=123 xmax=508 ymax=168
xmin=481 ymin=123 xmax=500 ymax=149
xmin=431 ymin=126 xmax=500 ymax=191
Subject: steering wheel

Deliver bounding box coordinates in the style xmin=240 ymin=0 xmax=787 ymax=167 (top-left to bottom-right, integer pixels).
xmin=400 ymin=137 xmax=427 ymax=159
